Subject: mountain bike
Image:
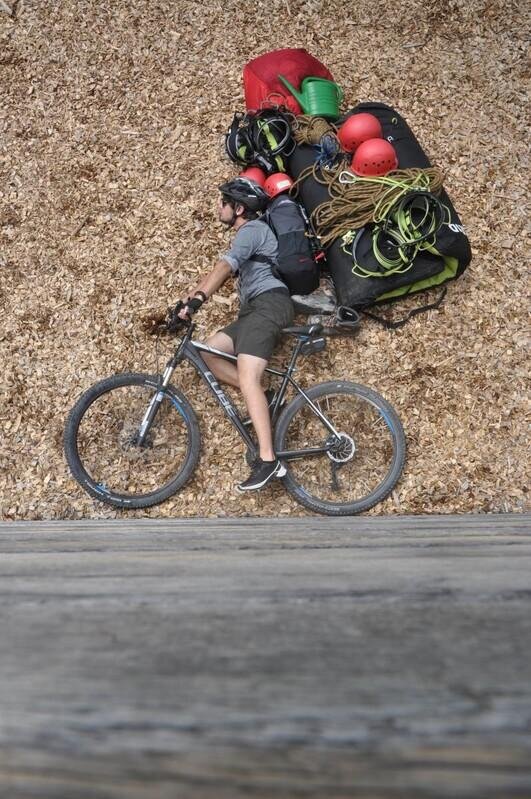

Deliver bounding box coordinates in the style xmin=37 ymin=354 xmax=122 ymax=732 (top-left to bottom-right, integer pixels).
xmin=64 ymin=310 xmax=406 ymax=516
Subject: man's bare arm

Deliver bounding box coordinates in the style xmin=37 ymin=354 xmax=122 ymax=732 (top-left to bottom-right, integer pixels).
xmin=177 ymin=259 xmax=233 ymax=319
xmin=188 ymin=259 xmax=232 ymax=301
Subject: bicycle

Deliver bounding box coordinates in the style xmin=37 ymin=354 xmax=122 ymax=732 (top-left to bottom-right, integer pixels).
xmin=64 ymin=308 xmax=406 ymax=516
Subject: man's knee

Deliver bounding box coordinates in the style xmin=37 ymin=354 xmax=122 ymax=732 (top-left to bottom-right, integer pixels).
xmin=203 ymin=333 xmax=234 ymax=368
xmin=237 ymin=354 xmax=267 ymax=390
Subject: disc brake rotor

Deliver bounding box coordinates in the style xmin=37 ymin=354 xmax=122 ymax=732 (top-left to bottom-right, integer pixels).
xmin=326 ymin=432 xmax=356 ymax=463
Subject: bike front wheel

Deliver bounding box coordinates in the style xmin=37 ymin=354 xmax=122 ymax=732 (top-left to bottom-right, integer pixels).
xmin=274 ymin=381 xmax=406 ymax=516
xmin=64 ymin=373 xmax=201 ymax=509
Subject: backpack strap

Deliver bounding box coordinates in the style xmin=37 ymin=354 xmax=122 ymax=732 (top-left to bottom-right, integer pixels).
xmin=257 ymin=210 xmax=276 ymax=240
xmin=253 ymin=223 xmax=283 ymax=278
xmin=253 ymin=253 xmax=277 ymax=267
xmin=362 ymin=286 xmax=447 ymax=330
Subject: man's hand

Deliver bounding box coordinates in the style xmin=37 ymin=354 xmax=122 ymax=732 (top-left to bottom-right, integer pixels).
xmin=177 ymin=303 xmax=190 ymax=321
xmin=177 ymin=296 xmax=203 ymax=320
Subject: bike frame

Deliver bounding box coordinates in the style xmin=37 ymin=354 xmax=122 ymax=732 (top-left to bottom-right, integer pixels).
xmin=144 ymin=322 xmax=341 ymax=463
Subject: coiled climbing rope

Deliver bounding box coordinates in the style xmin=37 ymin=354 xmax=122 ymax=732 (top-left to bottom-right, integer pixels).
xmin=291 ymin=164 xmax=445 ymax=248
xmin=292 ymin=115 xmax=337 ymax=145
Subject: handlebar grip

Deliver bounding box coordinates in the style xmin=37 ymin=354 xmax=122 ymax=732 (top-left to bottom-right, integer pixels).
xmin=166 ymin=302 xmax=189 ymax=334
xmin=186 ymin=297 xmax=203 ymax=313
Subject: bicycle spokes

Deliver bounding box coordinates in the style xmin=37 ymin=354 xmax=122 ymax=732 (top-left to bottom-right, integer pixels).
xmin=282 ymin=392 xmax=397 ymax=506
xmin=76 ymin=384 xmax=191 ymax=496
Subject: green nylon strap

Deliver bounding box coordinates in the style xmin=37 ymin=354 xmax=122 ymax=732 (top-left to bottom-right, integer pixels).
xmin=375 ymin=252 xmax=458 ymax=302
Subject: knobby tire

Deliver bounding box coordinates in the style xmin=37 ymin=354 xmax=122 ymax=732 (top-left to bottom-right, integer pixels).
xmin=274 ymin=380 xmax=406 ymax=516
xmin=64 ymin=373 xmax=201 ymax=509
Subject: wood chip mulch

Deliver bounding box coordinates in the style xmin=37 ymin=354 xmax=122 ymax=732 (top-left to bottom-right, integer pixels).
xmin=0 ymin=0 xmax=528 ymax=519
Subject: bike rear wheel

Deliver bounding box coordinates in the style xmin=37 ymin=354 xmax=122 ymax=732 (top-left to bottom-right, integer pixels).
xmin=274 ymin=381 xmax=406 ymax=516
xmin=64 ymin=373 xmax=201 ymax=508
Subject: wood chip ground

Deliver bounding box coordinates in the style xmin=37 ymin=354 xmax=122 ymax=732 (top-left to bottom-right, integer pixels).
xmin=0 ymin=0 xmax=529 ymax=520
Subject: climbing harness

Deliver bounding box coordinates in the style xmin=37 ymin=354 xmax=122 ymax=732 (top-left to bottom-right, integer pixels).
xmin=343 ymin=189 xmax=451 ymax=279
xmin=225 ymin=109 xmax=296 ymax=174
xmin=314 ymin=133 xmax=343 ymax=170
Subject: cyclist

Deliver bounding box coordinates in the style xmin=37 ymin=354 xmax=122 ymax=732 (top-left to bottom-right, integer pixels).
xmin=178 ymin=177 xmax=294 ymax=492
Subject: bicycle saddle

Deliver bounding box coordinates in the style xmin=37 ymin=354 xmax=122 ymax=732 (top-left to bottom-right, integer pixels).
xmin=282 ymin=323 xmax=323 ymax=337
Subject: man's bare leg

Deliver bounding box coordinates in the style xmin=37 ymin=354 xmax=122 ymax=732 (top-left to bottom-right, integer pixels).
xmin=202 ymin=332 xmax=239 ymax=388
xmin=237 ymin=353 xmax=275 ymax=462
xmin=203 ymin=338 xmax=275 ymax=462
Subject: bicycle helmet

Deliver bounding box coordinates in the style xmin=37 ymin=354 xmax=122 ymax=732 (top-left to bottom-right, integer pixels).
xmin=338 ymin=113 xmax=383 ymax=153
xmin=218 ymin=177 xmax=270 ymax=213
xmin=264 ymin=172 xmax=294 ymax=198
xmin=351 ymin=137 xmax=398 ymax=177
xmin=239 ymin=166 xmax=267 ymax=187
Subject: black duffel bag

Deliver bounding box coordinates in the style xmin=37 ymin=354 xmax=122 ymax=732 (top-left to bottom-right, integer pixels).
xmin=288 ymin=102 xmax=471 ymax=324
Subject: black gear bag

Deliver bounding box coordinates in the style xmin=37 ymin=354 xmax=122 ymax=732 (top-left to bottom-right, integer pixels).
xmin=288 ymin=102 xmax=471 ymax=324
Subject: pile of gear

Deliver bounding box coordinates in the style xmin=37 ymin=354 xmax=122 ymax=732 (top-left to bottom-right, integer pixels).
xmin=222 ymin=48 xmax=471 ymax=330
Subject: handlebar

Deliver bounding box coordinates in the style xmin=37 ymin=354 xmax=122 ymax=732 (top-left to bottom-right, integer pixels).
xmin=165 ymin=302 xmax=193 ymax=334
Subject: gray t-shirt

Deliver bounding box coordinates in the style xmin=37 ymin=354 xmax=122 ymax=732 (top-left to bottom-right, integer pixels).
xmin=221 ymin=219 xmax=287 ymax=305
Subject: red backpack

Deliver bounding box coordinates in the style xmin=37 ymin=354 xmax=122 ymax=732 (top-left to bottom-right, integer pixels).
xmin=243 ymin=48 xmax=333 ymax=114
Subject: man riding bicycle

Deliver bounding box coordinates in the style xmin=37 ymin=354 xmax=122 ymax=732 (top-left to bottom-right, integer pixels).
xmin=65 ymin=177 xmax=405 ymax=512
xmin=178 ymin=177 xmax=294 ymax=492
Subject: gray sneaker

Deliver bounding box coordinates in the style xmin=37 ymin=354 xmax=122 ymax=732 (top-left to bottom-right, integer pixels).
xmin=291 ymin=289 xmax=336 ymax=315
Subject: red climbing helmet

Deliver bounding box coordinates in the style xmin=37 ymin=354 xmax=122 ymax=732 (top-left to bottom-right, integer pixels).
xmin=239 ymin=166 xmax=267 ymax=187
xmin=264 ymin=172 xmax=294 ymax=198
xmin=351 ymin=138 xmax=398 ymax=177
xmin=337 ymin=113 xmax=383 ymax=153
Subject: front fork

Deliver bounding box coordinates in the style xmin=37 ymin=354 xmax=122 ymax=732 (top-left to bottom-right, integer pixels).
xmin=136 ymin=320 xmax=195 ymax=446
xmin=136 ymin=360 xmax=178 ymax=446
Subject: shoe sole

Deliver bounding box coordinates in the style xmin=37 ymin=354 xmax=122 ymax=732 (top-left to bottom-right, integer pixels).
xmin=236 ymin=462 xmax=287 ymax=493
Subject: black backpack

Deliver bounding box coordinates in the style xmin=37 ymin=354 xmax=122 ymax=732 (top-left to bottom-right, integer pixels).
xmin=261 ymin=195 xmax=321 ymax=296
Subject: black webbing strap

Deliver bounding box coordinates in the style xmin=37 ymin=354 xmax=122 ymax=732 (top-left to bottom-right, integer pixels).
xmin=253 ymin=253 xmax=277 ymax=266
xmin=361 ymin=286 xmax=447 ymax=330
xmin=253 ymin=252 xmax=287 ymax=286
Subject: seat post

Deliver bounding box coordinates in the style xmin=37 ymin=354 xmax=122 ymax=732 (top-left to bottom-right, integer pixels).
xmin=286 ymin=338 xmax=304 ymax=376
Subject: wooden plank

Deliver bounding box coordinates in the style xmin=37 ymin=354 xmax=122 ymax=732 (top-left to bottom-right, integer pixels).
xmin=0 ymin=515 xmax=530 ymax=797
xmin=0 ymin=512 xmax=529 ymax=553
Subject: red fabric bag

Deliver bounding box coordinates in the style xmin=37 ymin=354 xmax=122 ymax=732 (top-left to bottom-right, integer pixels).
xmin=243 ymin=48 xmax=334 ymax=114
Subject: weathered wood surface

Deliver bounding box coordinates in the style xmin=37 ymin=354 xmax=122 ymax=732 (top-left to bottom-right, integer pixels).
xmin=0 ymin=514 xmax=530 ymax=798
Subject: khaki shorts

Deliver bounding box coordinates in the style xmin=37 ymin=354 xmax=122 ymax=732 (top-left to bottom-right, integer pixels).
xmin=221 ymin=288 xmax=294 ymax=361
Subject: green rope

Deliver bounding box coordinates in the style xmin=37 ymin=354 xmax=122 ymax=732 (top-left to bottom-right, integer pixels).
xmin=344 ymin=190 xmax=451 ymax=279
